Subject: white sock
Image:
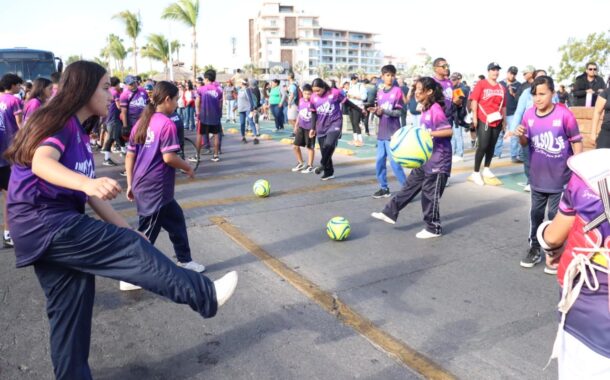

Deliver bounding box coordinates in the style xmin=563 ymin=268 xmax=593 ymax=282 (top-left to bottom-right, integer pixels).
xmin=104 ymin=152 xmax=110 ymax=160
xmin=4 ymin=230 xmax=10 ymax=239
xmin=357 ymin=134 xmax=363 ymax=142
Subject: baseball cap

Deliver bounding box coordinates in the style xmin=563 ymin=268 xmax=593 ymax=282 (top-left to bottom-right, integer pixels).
xmin=124 ymin=75 xmax=137 ymax=85
xmin=350 ymin=74 xmax=359 ymax=80
xmin=450 ymin=72 xmax=462 ymax=81
xmin=487 ymin=62 xmax=501 ymax=71
xmin=508 ymin=66 xmax=518 ymax=75
xmin=523 ymin=65 xmax=536 ymax=74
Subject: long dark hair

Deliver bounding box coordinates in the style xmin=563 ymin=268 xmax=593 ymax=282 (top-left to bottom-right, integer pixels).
xmin=133 ymin=81 xmax=178 ymax=145
xmin=6 ymin=61 xmax=106 ymax=166
xmin=416 ymin=77 xmax=445 ymax=112
xmin=311 ymin=78 xmax=330 ymax=94
xmin=28 ymin=77 xmax=52 ymax=103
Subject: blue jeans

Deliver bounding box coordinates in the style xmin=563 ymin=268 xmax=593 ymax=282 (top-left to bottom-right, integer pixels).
xmin=226 ymin=100 xmax=236 ymax=121
xmin=451 ymin=123 xmax=464 ymax=157
xmin=494 ymin=130 xmax=505 ymax=157
xmin=32 ymin=214 xmax=217 ymax=380
xmin=529 ymin=190 xmax=562 ymax=248
xmin=177 ymin=107 xmax=186 ymax=125
xmin=376 ymin=140 xmax=407 ymax=190
xmin=411 ymin=113 xmax=421 ymax=128
xmin=185 ymin=105 xmax=195 ymax=130
xmin=239 ymin=111 xmax=258 ymax=137
xmin=270 ymin=104 xmax=283 ymax=130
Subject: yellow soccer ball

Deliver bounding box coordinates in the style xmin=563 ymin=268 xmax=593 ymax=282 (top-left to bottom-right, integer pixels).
xmin=326 ymin=217 xmax=351 ymax=241
xmin=253 ymin=179 xmax=270 ymax=197
xmin=390 ymin=127 xmax=433 ymax=169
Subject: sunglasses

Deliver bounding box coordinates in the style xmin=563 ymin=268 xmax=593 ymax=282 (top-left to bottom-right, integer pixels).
xmin=587 ymin=68 xmax=598 ymax=71
xmin=435 ymin=64 xmax=450 ymax=69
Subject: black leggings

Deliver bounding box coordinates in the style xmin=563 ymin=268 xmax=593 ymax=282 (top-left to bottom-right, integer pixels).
xmin=348 ymin=106 xmax=362 ymax=134
xmin=318 ymin=130 xmax=341 ymax=175
xmin=474 ymin=120 xmax=502 ymax=172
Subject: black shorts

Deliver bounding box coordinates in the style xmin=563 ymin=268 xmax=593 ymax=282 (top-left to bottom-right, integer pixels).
xmin=294 ymin=127 xmax=315 ymax=149
xmin=0 ymin=166 xmax=11 ymax=191
xmin=199 ymin=124 xmax=221 ymax=135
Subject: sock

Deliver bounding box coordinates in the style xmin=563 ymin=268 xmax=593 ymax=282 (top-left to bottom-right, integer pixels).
xmin=357 ymin=134 xmax=363 ymax=142
xmin=4 ymin=230 xmax=9 ymax=239
xmin=104 ymin=152 xmax=110 ymax=160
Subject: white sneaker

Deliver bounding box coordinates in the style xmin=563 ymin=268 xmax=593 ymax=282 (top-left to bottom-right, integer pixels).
xmin=469 ymin=172 xmax=485 ymax=186
xmin=482 ymin=167 xmax=495 ymax=178
xmin=119 ymin=281 xmax=142 ymax=291
xmin=452 ymin=155 xmax=463 ymax=163
xmin=214 ymin=271 xmax=238 ymax=307
xmin=371 ymin=212 xmax=396 ymax=225
xmin=292 ymin=162 xmax=306 ymax=172
xmin=301 ymin=166 xmax=315 ymax=174
xmin=415 ymin=229 xmax=441 ymax=239
xmin=178 ymin=260 xmax=206 ymax=273
xmin=524 ymin=184 xmax=531 ymax=192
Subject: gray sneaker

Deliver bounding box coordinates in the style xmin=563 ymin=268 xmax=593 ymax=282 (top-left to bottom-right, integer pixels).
xmin=520 ymin=247 xmax=542 ymax=268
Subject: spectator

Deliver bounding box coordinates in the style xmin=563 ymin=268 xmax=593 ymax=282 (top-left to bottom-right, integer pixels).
xmin=557 ymin=84 xmax=570 ymax=106
xmin=572 ymin=62 xmax=606 ymax=107
xmin=591 ymin=85 xmax=610 ymax=148
xmin=497 ymin=66 xmax=522 ymax=161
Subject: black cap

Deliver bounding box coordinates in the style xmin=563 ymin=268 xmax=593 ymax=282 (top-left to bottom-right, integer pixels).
xmin=487 ymin=62 xmax=501 ymax=71
xmin=508 ymin=66 xmax=518 ymax=74
xmin=350 ymin=74 xmax=359 ymax=80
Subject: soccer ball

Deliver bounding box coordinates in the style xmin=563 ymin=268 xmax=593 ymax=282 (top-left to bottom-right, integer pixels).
xmin=253 ymin=179 xmax=270 ymax=197
xmin=389 ymin=127 xmax=433 ymax=169
xmin=326 ymin=217 xmax=351 ymax=241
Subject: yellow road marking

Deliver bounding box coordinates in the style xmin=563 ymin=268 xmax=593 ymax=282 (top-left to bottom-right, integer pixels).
xmin=210 ymin=216 xmax=457 ymax=380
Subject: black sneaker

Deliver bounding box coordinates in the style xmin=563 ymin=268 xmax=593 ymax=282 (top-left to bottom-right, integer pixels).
xmin=103 ymin=158 xmax=118 ymax=167
xmin=241 ymin=137 xmax=248 ymax=144
xmin=119 ymin=170 xmax=127 ymax=177
xmin=520 ymin=246 xmax=542 ymax=268
xmin=3 ymin=236 xmax=14 ymax=248
xmin=314 ymin=166 xmax=323 ymax=175
xmin=321 ymin=173 xmax=335 ymax=181
xmin=253 ymin=138 xmax=259 ymax=145
xmin=372 ymin=188 xmax=391 ymax=198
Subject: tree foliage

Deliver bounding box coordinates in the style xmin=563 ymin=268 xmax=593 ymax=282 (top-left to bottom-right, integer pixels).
xmin=141 ymin=34 xmax=170 ymax=74
xmin=557 ymin=30 xmax=610 ymax=82
xmin=66 ymin=55 xmax=81 ymax=66
xmin=113 ymin=10 xmax=142 ymax=73
xmin=162 ymin=0 xmax=199 ymax=81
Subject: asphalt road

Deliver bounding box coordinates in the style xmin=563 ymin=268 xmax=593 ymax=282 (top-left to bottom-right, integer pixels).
xmin=0 ymin=122 xmax=560 ymax=380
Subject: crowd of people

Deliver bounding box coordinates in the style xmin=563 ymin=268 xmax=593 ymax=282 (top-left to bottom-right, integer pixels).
xmin=1 ymin=56 xmax=610 ymax=379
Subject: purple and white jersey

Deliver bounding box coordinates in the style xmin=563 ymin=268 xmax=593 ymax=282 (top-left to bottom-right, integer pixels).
xmin=197 ymin=83 xmax=223 ymax=125
xmin=433 ymin=77 xmax=453 ymax=113
xmin=376 ymin=86 xmax=403 ymax=141
xmin=106 ymin=87 xmax=121 ymax=124
xmin=522 ymin=105 xmax=582 ymax=193
xmin=309 ymin=87 xmax=345 ymax=136
xmin=557 ymin=174 xmax=610 ymax=358
xmin=0 ymin=93 xmax=23 ymax=167
xmin=120 ymin=87 xmax=149 ymax=127
xmin=8 ymin=116 xmax=95 ymax=267
xmin=420 ymin=102 xmax=452 ymax=175
xmin=23 ymin=97 xmax=42 ymax=123
xmin=297 ymin=98 xmax=312 ymax=130
xmin=127 ymin=113 xmax=181 ymax=217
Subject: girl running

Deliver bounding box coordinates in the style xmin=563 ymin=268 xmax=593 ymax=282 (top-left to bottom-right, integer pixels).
xmin=23 ymin=77 xmax=52 ymax=122
xmin=309 ymin=78 xmax=346 ymax=180
xmin=371 ymin=77 xmax=453 ymax=239
xmin=5 ymin=61 xmax=237 ymax=380
xmin=125 ymin=81 xmax=206 ymax=273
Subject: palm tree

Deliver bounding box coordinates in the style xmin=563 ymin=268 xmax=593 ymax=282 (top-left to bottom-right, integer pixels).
xmin=243 ymin=63 xmax=260 ymax=79
xmin=113 ymin=10 xmax=142 ymax=73
xmin=106 ymin=34 xmax=128 ymax=72
xmin=316 ymin=64 xmax=330 ymax=80
xmin=141 ymin=34 xmax=170 ymax=78
xmin=292 ymin=61 xmax=307 ymax=81
xmin=333 ymin=64 xmax=349 ymax=84
xmin=161 ymin=0 xmax=199 ymax=81
xmin=170 ymin=40 xmax=183 ymax=63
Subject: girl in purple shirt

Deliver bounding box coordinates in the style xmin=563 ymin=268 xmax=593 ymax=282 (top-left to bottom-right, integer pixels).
xmin=309 ymin=78 xmax=346 ymax=180
xmin=5 ymin=61 xmax=237 ymax=380
xmin=372 ymin=77 xmax=453 ymax=239
xmin=23 ymin=77 xmax=52 ymax=122
xmin=125 ymin=81 xmax=206 ymax=274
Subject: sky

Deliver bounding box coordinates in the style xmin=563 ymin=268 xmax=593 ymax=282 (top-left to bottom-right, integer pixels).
xmin=4 ymin=0 xmax=610 ymax=80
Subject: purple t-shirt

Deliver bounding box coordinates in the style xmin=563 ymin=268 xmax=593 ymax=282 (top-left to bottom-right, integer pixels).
xmin=376 ymin=86 xmax=403 ymax=140
xmin=420 ymin=102 xmax=452 ymax=175
xmin=197 ymin=83 xmax=223 ymax=125
xmin=23 ymin=98 xmax=41 ymax=123
xmin=522 ymin=105 xmax=582 ymax=193
xmin=8 ymin=116 xmax=95 ymax=267
xmin=120 ymin=88 xmax=149 ymax=127
xmin=127 ymin=113 xmax=181 ymax=216
xmin=297 ymin=98 xmax=312 ymax=130
xmin=309 ymin=87 xmax=345 ymax=136
xmin=433 ymin=77 xmax=453 ymax=114
xmin=106 ymin=87 xmax=121 ymax=124
xmin=0 ymin=93 xmax=23 ymax=167
xmin=557 ymin=174 xmax=610 ymax=357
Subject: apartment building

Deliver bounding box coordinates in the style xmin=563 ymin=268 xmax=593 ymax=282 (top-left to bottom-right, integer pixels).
xmin=249 ymin=2 xmax=383 ymax=77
